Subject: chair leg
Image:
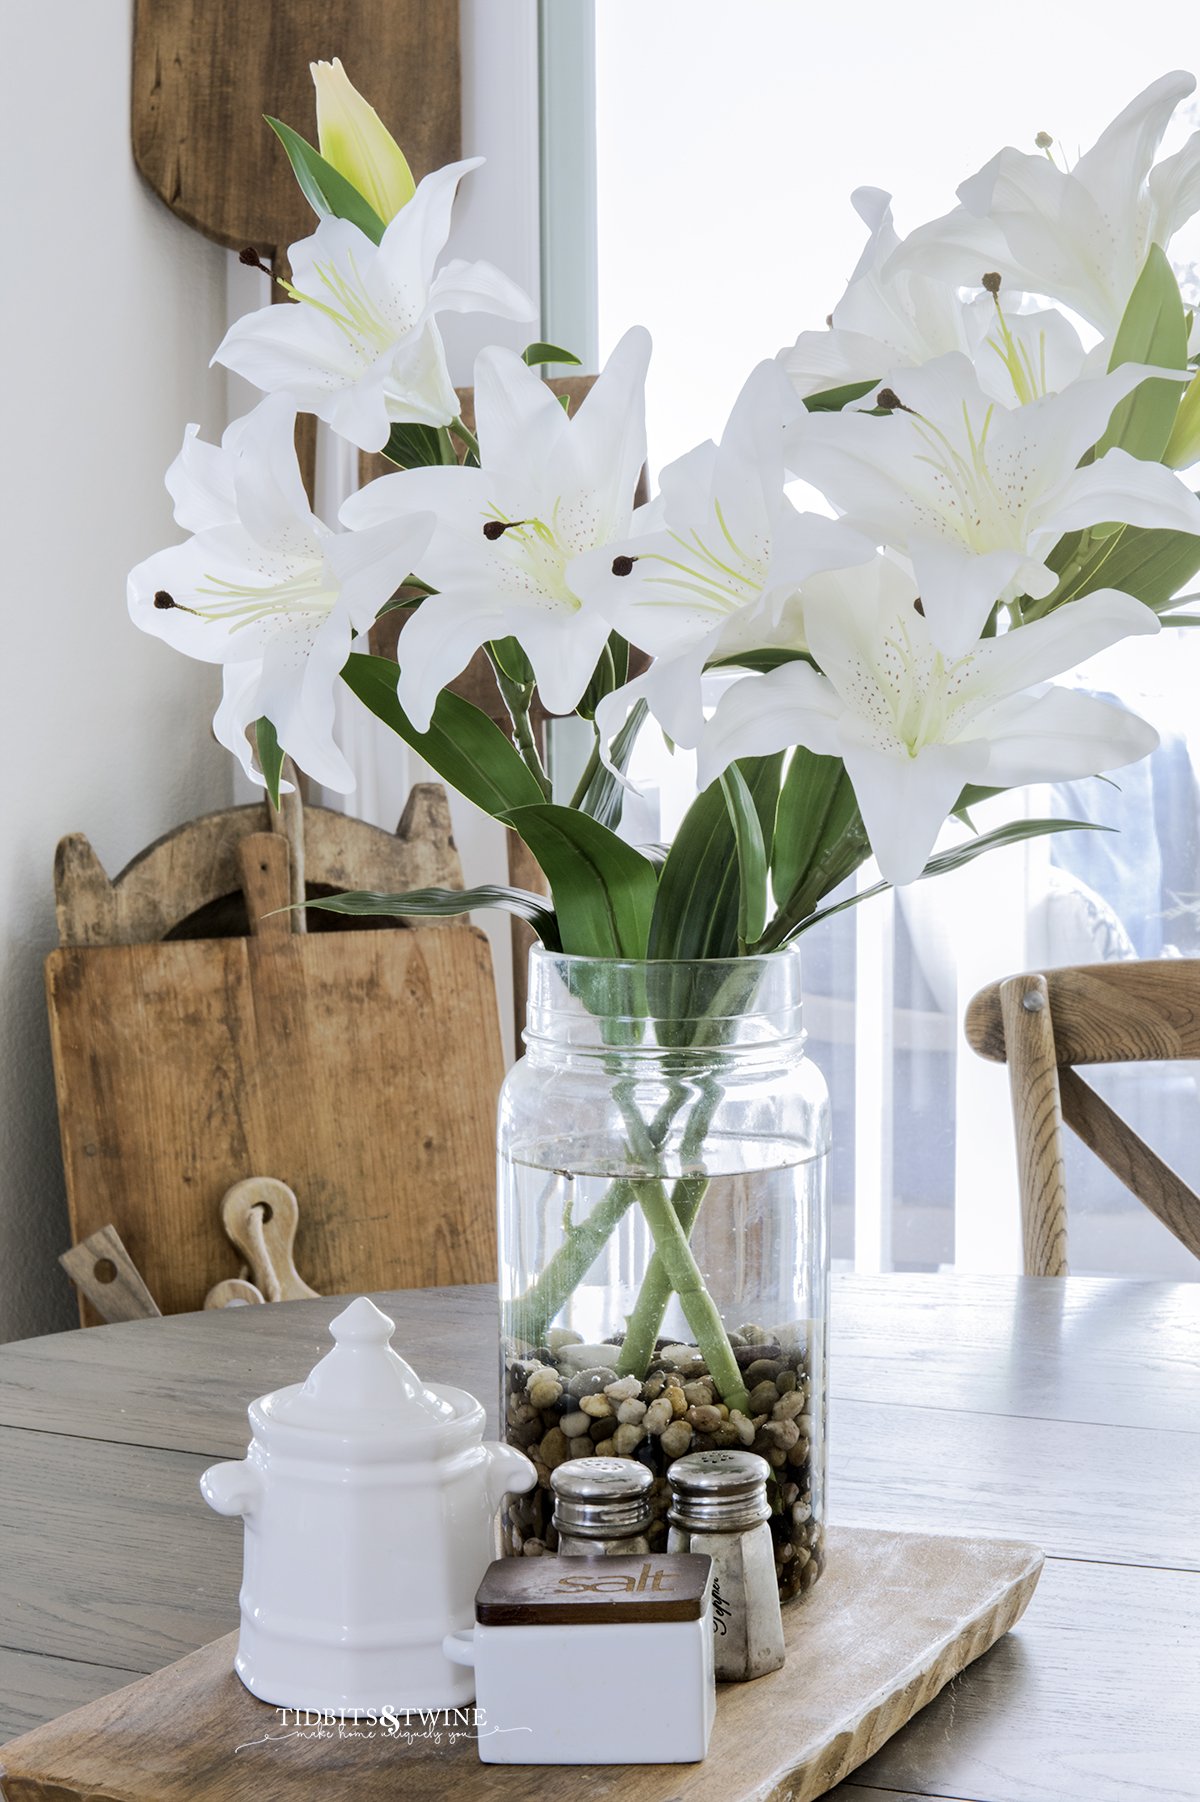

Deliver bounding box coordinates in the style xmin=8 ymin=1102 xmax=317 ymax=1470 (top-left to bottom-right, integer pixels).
xmin=999 ymin=974 xmax=1069 ymax=1277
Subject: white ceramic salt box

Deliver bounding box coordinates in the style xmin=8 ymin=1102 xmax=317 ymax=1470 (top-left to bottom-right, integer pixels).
xmin=199 ymin=1296 xmax=536 ymax=1713
xmin=443 ymin=1552 xmax=716 ymax=1764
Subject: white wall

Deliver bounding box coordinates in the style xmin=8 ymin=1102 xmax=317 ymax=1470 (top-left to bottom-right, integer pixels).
xmin=0 ymin=0 xmax=232 ymax=1339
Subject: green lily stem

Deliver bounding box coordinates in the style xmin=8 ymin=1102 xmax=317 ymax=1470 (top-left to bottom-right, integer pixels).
xmin=450 ymin=415 xmax=481 ymax=463
xmin=625 ymin=1175 xmax=750 ymax=1415
xmin=614 ymin=1089 xmax=750 ymax=1414
xmin=567 ymin=733 xmax=603 ymax=810
xmin=490 ymin=659 xmax=553 ymax=800
xmin=503 ymin=1175 xmax=640 ymax=1348
xmin=612 ymin=1175 xmax=707 ymax=1378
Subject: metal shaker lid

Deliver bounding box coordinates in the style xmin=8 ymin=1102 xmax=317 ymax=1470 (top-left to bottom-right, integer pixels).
xmin=667 ymin=1448 xmax=772 ymax=1531
xmin=551 ymin=1456 xmax=653 ymax=1538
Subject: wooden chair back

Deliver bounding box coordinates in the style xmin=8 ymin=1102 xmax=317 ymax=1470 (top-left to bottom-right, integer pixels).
xmin=964 ymin=961 xmax=1200 ymax=1275
xmin=48 ymin=786 xmax=505 ymax=1319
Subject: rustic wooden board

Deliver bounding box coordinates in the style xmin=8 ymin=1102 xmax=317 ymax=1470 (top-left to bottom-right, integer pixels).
xmin=44 ymin=929 xmax=504 ymax=1316
xmin=0 ymin=1526 xmax=1041 ymax=1802
xmin=131 ymin=0 xmax=460 ymax=267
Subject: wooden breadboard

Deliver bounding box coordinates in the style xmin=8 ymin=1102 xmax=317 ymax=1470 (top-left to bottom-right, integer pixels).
xmin=45 ymin=928 xmax=504 ymax=1317
xmin=0 ymin=1526 xmax=1042 ymax=1801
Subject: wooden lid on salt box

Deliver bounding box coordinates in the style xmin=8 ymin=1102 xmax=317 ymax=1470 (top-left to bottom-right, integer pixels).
xmin=475 ymin=1553 xmax=713 ymax=1626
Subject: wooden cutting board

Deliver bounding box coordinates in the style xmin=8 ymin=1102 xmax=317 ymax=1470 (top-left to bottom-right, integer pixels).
xmin=0 ymin=1526 xmax=1042 ymax=1802
xmin=45 ymin=928 xmax=504 ymax=1315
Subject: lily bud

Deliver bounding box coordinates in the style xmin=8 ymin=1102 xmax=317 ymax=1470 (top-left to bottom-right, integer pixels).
xmin=1164 ymin=368 xmax=1200 ymax=470
xmin=310 ymin=58 xmax=415 ymax=222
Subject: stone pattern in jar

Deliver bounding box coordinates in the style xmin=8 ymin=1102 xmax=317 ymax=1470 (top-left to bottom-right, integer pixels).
xmin=501 ymin=1325 xmax=824 ymax=1603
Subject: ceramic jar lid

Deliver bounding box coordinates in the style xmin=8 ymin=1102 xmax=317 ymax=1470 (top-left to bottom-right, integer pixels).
xmin=253 ymin=1296 xmax=484 ymax=1456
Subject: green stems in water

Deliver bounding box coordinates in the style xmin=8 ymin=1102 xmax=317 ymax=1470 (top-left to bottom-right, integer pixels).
xmin=502 ymin=1175 xmax=639 ymax=1349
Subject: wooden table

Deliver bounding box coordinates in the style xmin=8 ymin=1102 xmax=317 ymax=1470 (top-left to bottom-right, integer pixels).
xmin=0 ymin=1274 xmax=1196 ymax=1801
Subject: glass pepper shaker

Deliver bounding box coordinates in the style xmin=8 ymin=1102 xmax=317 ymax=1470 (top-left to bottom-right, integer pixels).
xmin=550 ymin=1457 xmax=653 ymax=1555
xmin=667 ymin=1449 xmax=785 ymax=1680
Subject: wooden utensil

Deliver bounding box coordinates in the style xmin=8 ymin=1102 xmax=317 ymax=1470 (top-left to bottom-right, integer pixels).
xmin=203 ymin=1279 xmax=265 ymax=1311
xmin=57 ymin=1227 xmax=161 ymax=1325
xmin=218 ymin=1179 xmax=318 ymax=1304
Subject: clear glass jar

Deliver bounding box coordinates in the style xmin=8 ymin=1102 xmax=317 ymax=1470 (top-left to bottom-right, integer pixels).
xmin=497 ymin=948 xmax=830 ymax=1604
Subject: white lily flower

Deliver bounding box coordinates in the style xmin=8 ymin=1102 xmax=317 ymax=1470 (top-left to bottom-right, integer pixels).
xmin=128 ymin=396 xmax=433 ymax=791
xmin=698 ymin=561 xmax=1160 ymax=886
xmin=892 ymin=71 xmax=1200 ymax=339
xmin=340 ymin=326 xmax=653 ymax=729
xmin=780 ymin=189 xmax=983 ymax=400
xmin=213 ymin=160 xmax=535 ymax=452
xmin=785 ymin=352 xmax=1200 ymax=660
xmin=570 ymin=359 xmax=875 ymax=752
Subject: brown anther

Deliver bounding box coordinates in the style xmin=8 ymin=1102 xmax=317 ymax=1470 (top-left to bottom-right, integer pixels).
xmin=153 ymin=590 xmax=176 ymax=610
xmin=825 ymin=313 xmax=834 ymax=327
xmin=982 ymin=271 xmax=1002 ymax=295
xmin=611 ymin=555 xmax=639 ymax=577
xmin=913 ymin=596 xmax=926 ymax=617
xmin=238 ymin=246 xmax=272 ymax=276
xmin=1035 ymin=131 xmax=1054 ymax=150
xmin=876 ymin=388 xmax=907 ymax=413
xmin=482 ymin=518 xmax=528 ymax=541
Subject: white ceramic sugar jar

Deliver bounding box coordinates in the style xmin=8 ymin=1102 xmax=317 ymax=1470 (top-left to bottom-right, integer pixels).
xmin=200 ymin=1296 xmax=535 ymax=1713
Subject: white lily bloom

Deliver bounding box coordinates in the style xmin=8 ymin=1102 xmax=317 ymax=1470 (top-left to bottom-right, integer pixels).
xmin=892 ymin=71 xmax=1200 ymax=340
xmin=698 ymin=561 xmax=1160 ymax=886
xmin=213 ymin=159 xmax=535 ymax=452
xmin=785 ymin=352 xmax=1200 ymax=660
xmin=780 ymin=189 xmax=983 ymax=400
xmin=340 ymin=327 xmax=653 ymax=729
xmin=128 ymin=396 xmax=433 ymax=791
xmin=571 ymin=359 xmax=874 ymax=752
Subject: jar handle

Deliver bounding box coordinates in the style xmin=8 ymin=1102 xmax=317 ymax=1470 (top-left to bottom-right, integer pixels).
xmin=200 ymin=1459 xmax=263 ymax=1520
xmin=442 ymin=1627 xmax=477 ymax=1668
xmin=481 ymin=1440 xmax=537 ymax=1514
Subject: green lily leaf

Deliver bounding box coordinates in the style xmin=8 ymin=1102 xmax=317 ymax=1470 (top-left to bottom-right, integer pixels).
xmin=785 ymin=816 xmax=1112 ymax=942
xmin=302 ymin=884 xmax=561 ymax=947
xmin=254 ymin=717 xmax=285 ymax=812
xmin=1098 ymin=244 xmax=1187 ymax=461
xmin=522 ymin=342 xmax=583 ymax=367
xmin=648 ymin=757 xmax=783 ymax=960
xmin=342 ymin=653 xmax=545 ymax=818
xmin=771 ymin=750 xmax=868 ymax=921
xmin=802 ymin=378 xmax=877 ymax=412
xmin=577 ymin=698 xmax=648 ymax=832
xmin=502 ymin=804 xmax=660 ymax=958
xmin=720 ymin=764 xmax=769 ymax=950
xmin=1050 ymin=520 xmax=1200 ymax=611
xmin=489 ymin=636 xmax=535 ymax=687
xmin=265 ymin=117 xmax=387 ymax=244
xmin=380 ymin=422 xmax=451 ymax=468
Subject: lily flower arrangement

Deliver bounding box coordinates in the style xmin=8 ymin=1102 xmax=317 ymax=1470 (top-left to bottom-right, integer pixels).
xmin=131 ymin=62 xmax=1200 ymax=964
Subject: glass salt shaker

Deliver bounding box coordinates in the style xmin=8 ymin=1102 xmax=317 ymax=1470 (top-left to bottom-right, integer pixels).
xmin=550 ymin=1457 xmax=653 ymax=1555
xmin=667 ymin=1449 xmax=785 ymax=1680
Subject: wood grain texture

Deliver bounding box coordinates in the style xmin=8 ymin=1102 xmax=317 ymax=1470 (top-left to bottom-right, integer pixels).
xmin=0 ymin=1528 xmax=1042 ymax=1802
xmin=1000 ymin=975 xmax=1069 ymax=1278
xmin=0 ymin=1277 xmax=1196 ymax=1799
xmin=0 ymin=1650 xmax=144 ymax=1747
xmin=45 ymin=929 xmax=504 ymax=1317
xmin=54 ymin=790 xmax=463 ymax=948
xmin=1 ymin=1278 xmax=1198 ymax=1459
xmin=965 ymin=959 xmax=1200 ymax=1065
xmin=236 ymin=836 xmax=291 ymax=941
xmin=57 ymin=1228 xmax=161 ymax=1324
xmin=131 ymin=0 xmax=460 ymax=262
xmin=966 ymin=961 xmax=1200 ymax=1274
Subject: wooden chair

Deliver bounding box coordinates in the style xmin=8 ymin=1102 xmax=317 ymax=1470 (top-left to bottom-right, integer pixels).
xmin=47 ymin=785 xmax=506 ymax=1320
xmin=964 ymin=962 xmax=1200 ymax=1276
